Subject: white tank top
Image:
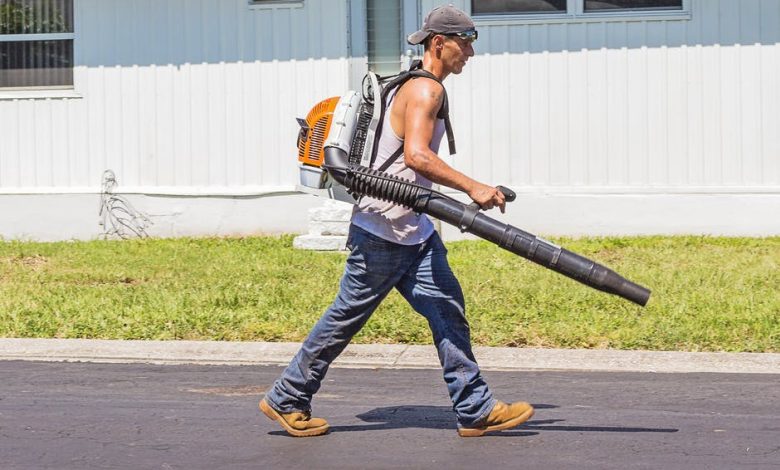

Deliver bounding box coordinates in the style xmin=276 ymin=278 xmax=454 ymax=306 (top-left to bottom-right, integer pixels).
xmin=351 ymin=89 xmax=446 ymax=245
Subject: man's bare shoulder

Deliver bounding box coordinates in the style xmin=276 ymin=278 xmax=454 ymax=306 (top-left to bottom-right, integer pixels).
xmin=400 ymin=77 xmax=444 ymax=111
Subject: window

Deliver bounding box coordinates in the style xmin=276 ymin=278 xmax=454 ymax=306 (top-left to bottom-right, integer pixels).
xmin=471 ymin=0 xmax=685 ymax=18
xmin=367 ymin=0 xmax=402 ymax=76
xmin=0 ymin=0 xmax=74 ymax=89
xmin=473 ymin=1 xmax=567 ymax=15
xmin=584 ymin=0 xmax=682 ymax=11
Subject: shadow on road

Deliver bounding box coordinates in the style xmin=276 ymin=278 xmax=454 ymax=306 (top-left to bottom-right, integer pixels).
xmin=269 ymin=404 xmax=677 ymax=436
xmin=524 ymin=419 xmax=679 ymax=434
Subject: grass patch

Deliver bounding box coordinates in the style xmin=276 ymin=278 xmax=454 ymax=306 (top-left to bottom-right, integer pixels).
xmin=1 ymin=235 xmax=778 ymax=352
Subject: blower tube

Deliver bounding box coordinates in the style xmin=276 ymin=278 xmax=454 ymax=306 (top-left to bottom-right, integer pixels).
xmin=324 ymin=147 xmax=651 ymax=307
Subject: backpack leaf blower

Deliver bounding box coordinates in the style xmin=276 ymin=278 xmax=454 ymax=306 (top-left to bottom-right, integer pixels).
xmin=295 ymin=65 xmax=651 ymax=307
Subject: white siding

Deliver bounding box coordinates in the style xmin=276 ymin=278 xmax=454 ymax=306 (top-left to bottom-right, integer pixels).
xmin=0 ymin=0 xmax=778 ymax=240
xmin=426 ymin=0 xmax=780 ymax=191
xmin=0 ymin=0 xmax=351 ymax=191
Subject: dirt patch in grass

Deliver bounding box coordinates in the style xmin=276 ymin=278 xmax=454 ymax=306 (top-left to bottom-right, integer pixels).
xmin=5 ymin=254 xmax=48 ymax=269
xmin=83 ymin=277 xmax=144 ymax=286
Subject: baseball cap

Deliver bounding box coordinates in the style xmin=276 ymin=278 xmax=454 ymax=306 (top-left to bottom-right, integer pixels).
xmin=407 ymin=4 xmax=476 ymax=45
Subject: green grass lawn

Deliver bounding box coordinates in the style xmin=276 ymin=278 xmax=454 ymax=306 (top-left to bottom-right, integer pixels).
xmin=1 ymin=235 xmax=778 ymax=352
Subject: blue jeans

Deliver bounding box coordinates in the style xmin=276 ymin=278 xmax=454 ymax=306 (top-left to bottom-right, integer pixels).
xmin=265 ymin=224 xmax=495 ymax=427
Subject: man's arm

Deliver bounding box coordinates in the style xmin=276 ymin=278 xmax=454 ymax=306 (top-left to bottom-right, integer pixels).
xmin=402 ymin=80 xmax=506 ymax=212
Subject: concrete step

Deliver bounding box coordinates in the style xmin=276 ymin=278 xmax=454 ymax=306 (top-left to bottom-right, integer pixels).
xmin=293 ymin=234 xmax=347 ymax=251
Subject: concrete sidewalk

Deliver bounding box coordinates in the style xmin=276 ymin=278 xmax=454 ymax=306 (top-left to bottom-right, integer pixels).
xmin=1 ymin=338 xmax=778 ymax=374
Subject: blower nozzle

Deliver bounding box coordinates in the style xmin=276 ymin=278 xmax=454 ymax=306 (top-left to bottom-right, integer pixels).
xmin=324 ymin=147 xmax=651 ymax=307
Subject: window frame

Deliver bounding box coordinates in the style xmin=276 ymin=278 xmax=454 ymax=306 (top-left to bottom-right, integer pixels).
xmin=248 ymin=0 xmax=304 ymax=10
xmin=470 ymin=0 xmax=691 ymax=25
xmin=0 ymin=0 xmax=77 ymax=95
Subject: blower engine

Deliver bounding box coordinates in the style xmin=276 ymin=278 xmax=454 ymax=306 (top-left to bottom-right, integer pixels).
xmin=296 ymin=72 xmax=384 ymax=203
xmin=295 ymin=73 xmax=651 ymax=307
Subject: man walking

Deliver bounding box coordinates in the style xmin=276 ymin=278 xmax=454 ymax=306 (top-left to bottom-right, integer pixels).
xmin=260 ymin=4 xmax=533 ymax=438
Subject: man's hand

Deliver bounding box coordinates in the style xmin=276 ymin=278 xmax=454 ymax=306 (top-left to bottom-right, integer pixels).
xmin=468 ymin=183 xmax=506 ymax=213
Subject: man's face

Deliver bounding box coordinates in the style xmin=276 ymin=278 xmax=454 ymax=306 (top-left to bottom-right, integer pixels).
xmin=439 ymin=34 xmax=475 ymax=75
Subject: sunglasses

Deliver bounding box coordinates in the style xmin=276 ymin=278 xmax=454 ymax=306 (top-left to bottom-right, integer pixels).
xmin=444 ymin=30 xmax=478 ymax=43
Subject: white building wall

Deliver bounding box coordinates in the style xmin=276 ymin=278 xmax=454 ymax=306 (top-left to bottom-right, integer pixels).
xmin=0 ymin=0 xmax=351 ymax=192
xmin=425 ymin=0 xmax=780 ymax=238
xmin=0 ymin=0 xmax=778 ymax=240
xmin=0 ymin=0 xmax=356 ymax=240
xmin=429 ymin=0 xmax=780 ymax=191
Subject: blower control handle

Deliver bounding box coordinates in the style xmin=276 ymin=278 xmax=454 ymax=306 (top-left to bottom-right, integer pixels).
xmin=462 ymin=185 xmax=516 ymax=231
xmin=496 ymin=185 xmax=516 ymax=203
xmin=467 ymin=185 xmax=516 ymax=212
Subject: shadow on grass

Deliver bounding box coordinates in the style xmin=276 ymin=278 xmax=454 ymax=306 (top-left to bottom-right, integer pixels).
xmin=269 ymin=403 xmax=677 ymax=436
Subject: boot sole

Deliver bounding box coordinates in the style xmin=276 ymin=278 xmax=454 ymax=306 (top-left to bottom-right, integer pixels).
xmin=457 ymin=406 xmax=535 ymax=437
xmin=259 ymin=399 xmax=330 ymax=437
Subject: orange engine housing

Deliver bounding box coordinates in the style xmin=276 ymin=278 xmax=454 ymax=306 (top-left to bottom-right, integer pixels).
xmin=297 ymin=96 xmax=340 ymax=168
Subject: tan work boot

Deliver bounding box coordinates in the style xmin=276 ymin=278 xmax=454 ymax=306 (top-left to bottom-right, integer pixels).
xmin=457 ymin=401 xmax=534 ymax=437
xmin=259 ymin=398 xmax=330 ymax=437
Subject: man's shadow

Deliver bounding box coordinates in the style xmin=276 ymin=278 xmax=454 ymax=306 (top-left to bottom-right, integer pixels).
xmin=269 ymin=403 xmax=678 ymax=436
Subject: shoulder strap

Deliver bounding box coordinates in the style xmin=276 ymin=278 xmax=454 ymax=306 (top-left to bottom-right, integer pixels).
xmin=377 ymin=145 xmax=404 ymax=173
xmin=367 ymin=68 xmax=412 ymax=169
xmin=368 ymin=61 xmax=457 ymax=171
xmin=405 ymin=67 xmax=456 ymax=156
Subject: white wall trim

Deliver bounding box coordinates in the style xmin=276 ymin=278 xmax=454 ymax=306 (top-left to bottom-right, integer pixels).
xmin=1 ymin=185 xmax=777 ymax=196
xmin=0 ymin=32 xmax=75 ymax=42
xmin=440 ymin=186 xmax=780 ymax=196
xmin=0 ymin=186 xmax=298 ymax=197
xmin=247 ymin=1 xmax=304 ymax=10
xmin=0 ymin=89 xmax=81 ymax=100
xmin=473 ymin=11 xmax=691 ymax=26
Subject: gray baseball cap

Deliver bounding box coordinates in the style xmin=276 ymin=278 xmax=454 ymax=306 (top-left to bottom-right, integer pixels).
xmin=407 ymin=4 xmax=476 ymax=45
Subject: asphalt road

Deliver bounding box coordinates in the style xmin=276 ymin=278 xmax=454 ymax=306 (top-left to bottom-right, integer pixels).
xmin=1 ymin=361 xmax=778 ymax=469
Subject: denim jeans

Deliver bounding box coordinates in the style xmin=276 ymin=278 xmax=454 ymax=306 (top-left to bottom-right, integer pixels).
xmin=265 ymin=224 xmax=495 ymax=427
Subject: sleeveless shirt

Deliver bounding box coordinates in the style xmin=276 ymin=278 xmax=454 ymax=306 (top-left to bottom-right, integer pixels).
xmin=350 ymin=88 xmax=446 ymax=245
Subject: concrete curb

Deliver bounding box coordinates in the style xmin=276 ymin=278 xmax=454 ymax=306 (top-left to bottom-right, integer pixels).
xmin=1 ymin=338 xmax=779 ymax=374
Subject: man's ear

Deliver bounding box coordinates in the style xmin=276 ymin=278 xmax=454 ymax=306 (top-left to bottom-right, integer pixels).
xmin=431 ymin=34 xmax=445 ymax=56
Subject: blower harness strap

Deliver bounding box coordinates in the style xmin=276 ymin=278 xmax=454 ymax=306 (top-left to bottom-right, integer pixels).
xmin=370 ymin=60 xmax=456 ymax=173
